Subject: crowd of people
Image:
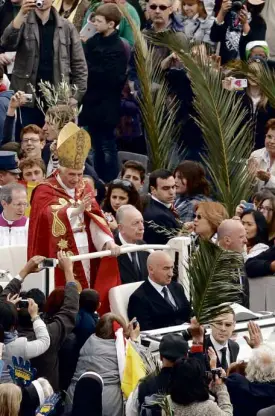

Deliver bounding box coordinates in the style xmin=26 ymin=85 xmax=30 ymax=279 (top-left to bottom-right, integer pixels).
xmin=1 ymin=0 xmax=275 ymax=414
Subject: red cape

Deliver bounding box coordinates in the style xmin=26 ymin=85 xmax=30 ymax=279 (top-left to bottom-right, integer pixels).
xmin=28 ymin=175 xmax=120 ymax=314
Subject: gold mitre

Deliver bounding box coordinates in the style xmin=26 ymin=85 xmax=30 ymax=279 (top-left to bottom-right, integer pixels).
xmin=57 ymin=122 xmax=91 ymax=169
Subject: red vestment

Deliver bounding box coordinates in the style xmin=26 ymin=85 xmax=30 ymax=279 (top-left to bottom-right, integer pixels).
xmin=28 ymin=174 xmax=120 ymax=314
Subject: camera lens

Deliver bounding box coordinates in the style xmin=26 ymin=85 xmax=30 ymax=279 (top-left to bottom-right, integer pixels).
xmin=232 ymin=0 xmax=243 ymax=11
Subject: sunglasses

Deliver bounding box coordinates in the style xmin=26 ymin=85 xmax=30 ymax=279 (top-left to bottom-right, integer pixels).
xmin=149 ymin=4 xmax=169 ymax=10
xmin=111 ymin=179 xmax=133 ymax=189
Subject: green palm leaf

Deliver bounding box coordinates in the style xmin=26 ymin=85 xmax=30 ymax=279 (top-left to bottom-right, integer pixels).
xmin=147 ymin=33 xmax=254 ymax=215
xmin=188 ymin=240 xmax=243 ymax=324
xmin=118 ymin=5 xmax=181 ymax=170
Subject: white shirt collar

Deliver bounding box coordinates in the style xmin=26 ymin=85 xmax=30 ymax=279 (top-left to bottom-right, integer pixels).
xmin=118 ymin=232 xmax=131 ymax=245
xmin=151 ymin=195 xmax=171 ymax=209
xmin=210 ymin=334 xmax=228 ymax=351
xmin=148 ymin=276 xmax=166 ymax=294
xmin=56 ymin=174 xmax=75 ymax=199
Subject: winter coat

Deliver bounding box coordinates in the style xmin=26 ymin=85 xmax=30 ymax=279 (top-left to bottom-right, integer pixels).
xmin=0 ymin=7 xmax=87 ymax=103
xmin=80 ymin=30 xmax=128 ymax=128
xmin=183 ymin=15 xmax=215 ymax=46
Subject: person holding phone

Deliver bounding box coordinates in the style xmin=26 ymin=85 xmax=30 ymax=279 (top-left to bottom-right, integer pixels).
xmin=210 ymin=0 xmax=266 ymax=65
xmin=0 ymin=294 xmax=50 ymax=383
xmin=0 ymin=0 xmax=87 ymax=127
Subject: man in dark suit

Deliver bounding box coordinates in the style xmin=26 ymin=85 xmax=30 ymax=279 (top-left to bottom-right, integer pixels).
xmin=115 ymin=204 xmax=149 ymax=284
xmin=143 ymin=169 xmax=180 ymax=245
xmin=128 ymin=250 xmax=192 ymax=331
xmin=217 ymin=219 xmax=250 ymax=309
xmin=205 ymin=307 xmax=239 ymax=371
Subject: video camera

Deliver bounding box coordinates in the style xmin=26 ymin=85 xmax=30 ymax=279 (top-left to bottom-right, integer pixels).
xmin=231 ymin=0 xmax=246 ymax=12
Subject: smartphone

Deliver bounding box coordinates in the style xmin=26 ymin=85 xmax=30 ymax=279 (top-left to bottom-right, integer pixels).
xmin=230 ymin=78 xmax=248 ymax=90
xmin=80 ymin=21 xmax=97 ymax=40
xmin=243 ymin=202 xmax=254 ymax=210
xmin=18 ymin=299 xmax=29 ymax=309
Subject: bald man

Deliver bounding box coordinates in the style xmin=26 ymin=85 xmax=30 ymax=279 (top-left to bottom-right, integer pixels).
xmin=217 ymin=219 xmax=250 ymax=308
xmin=128 ymin=251 xmax=192 ymax=331
xmin=217 ymin=219 xmax=247 ymax=254
xmin=115 ymin=205 xmax=149 ymax=284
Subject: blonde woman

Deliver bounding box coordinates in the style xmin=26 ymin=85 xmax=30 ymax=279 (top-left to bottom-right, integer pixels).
xmin=224 ymin=59 xmax=275 ymax=150
xmin=185 ymin=201 xmax=229 ymax=245
xmin=0 ymin=383 xmax=22 ymax=416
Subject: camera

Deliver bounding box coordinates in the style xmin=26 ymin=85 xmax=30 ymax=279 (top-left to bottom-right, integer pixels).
xmin=39 ymin=258 xmax=57 ymax=269
xmin=231 ymin=0 xmax=246 ymax=12
xmin=35 ymin=0 xmax=44 ymax=8
xmin=18 ymin=299 xmax=29 ymax=309
xmin=23 ymin=93 xmax=33 ymax=103
xmin=205 ymin=368 xmax=222 ymax=381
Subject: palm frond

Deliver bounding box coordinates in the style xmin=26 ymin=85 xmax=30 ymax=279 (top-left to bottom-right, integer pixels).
xmin=117 ymin=5 xmax=181 ymax=170
xmin=147 ymin=34 xmax=254 ymax=216
xmin=188 ymin=240 xmax=243 ymax=324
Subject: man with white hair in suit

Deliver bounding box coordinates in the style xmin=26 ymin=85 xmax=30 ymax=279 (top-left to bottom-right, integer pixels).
xmin=115 ymin=204 xmax=149 ymax=284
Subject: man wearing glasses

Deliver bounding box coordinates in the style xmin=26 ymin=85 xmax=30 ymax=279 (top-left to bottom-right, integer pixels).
xmin=0 ymin=182 xmax=29 ymax=246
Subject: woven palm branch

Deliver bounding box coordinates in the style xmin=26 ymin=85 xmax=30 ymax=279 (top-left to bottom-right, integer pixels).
xmin=188 ymin=240 xmax=243 ymax=324
xmin=117 ymin=4 xmax=181 ymax=170
xmin=147 ymin=33 xmax=254 ymax=216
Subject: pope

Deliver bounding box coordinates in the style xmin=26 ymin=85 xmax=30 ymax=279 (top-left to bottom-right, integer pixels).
xmin=28 ymin=122 xmax=121 ymax=313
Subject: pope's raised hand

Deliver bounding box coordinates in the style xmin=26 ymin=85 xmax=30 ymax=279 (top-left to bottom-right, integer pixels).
xmin=79 ymin=193 xmax=93 ymax=212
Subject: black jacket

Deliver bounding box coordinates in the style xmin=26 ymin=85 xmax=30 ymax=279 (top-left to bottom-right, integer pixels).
xmin=205 ymin=335 xmax=239 ymax=371
xmin=143 ymin=197 xmax=180 ymax=245
xmin=0 ymin=0 xmax=14 ymax=54
xmin=237 ymin=91 xmax=275 ymax=150
xmin=114 ymin=233 xmax=149 ymax=284
xmin=226 ymin=373 xmax=275 ymax=416
xmin=245 ymin=246 xmax=275 ymax=278
xmin=80 ymin=30 xmax=128 ymax=128
xmin=128 ymin=280 xmax=192 ymax=331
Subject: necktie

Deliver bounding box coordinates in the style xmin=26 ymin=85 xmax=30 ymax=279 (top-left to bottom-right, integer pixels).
xmin=131 ymin=252 xmax=141 ymax=280
xmin=162 ymin=286 xmax=177 ymax=311
xmin=170 ymin=204 xmax=179 ymax=219
xmin=220 ymin=347 xmax=228 ymax=371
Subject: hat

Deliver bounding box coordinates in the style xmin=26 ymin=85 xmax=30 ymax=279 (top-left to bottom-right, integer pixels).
xmin=248 ymin=0 xmax=265 ymax=4
xmin=246 ymin=40 xmax=270 ymax=60
xmin=0 ymin=151 xmax=21 ymax=173
xmin=57 ymin=122 xmax=91 ymax=170
xmin=159 ymin=334 xmax=189 ymax=361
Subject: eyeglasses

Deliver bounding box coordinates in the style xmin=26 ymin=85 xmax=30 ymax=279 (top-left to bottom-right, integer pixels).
xmin=22 ymin=138 xmax=41 ymax=144
xmin=258 ymin=205 xmax=273 ymax=212
xmin=11 ymin=202 xmax=29 ymax=208
xmin=149 ymin=4 xmax=169 ymax=10
xmin=111 ymin=179 xmax=133 ymax=189
xmin=266 ymin=134 xmax=275 ymax=141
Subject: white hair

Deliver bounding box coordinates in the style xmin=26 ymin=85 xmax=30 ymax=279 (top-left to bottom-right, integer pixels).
xmin=246 ymin=343 xmax=275 ymax=382
xmin=116 ymin=204 xmax=141 ymax=224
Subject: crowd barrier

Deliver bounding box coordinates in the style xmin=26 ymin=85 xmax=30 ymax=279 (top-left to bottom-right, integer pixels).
xmin=1 ymin=242 xmax=275 ymax=316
